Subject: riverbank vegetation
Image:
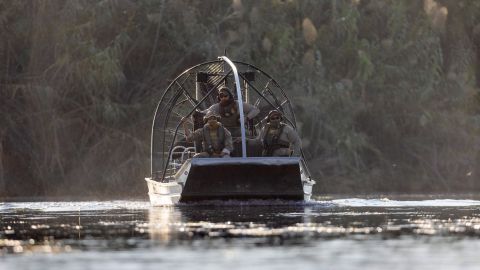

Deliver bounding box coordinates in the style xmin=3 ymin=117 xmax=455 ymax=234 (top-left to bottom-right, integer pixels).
xmin=1 ymin=0 xmax=480 ymax=198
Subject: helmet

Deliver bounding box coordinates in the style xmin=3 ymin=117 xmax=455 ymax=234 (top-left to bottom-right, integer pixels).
xmin=267 ymin=110 xmax=283 ymax=121
xmin=203 ymin=111 xmax=221 ymax=123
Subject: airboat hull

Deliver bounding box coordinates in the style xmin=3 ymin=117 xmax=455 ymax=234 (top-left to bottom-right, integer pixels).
xmin=146 ymin=178 xmax=182 ymax=205
xmin=146 ymin=157 xmax=314 ymax=206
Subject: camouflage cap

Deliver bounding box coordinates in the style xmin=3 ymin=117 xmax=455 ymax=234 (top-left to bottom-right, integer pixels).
xmin=203 ymin=110 xmax=221 ymax=123
xmin=268 ymin=109 xmax=283 ymax=119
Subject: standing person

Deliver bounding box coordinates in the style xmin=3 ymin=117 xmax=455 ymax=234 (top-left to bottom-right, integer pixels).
xmin=182 ymin=111 xmax=233 ymax=158
xmin=259 ymin=110 xmax=302 ymax=157
xmin=201 ymin=86 xmax=260 ymax=137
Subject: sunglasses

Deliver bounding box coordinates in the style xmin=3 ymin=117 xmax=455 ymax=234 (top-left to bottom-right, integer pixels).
xmin=219 ymin=94 xmax=229 ymax=98
xmin=270 ymin=116 xmax=281 ymax=120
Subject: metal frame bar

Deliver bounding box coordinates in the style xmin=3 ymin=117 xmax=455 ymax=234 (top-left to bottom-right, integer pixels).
xmin=218 ymin=56 xmax=247 ymax=158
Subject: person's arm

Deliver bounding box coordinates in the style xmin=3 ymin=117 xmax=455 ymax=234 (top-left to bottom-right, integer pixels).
xmin=256 ymin=126 xmax=265 ymax=141
xmin=198 ymin=106 xmax=209 ymax=115
xmin=285 ymin=126 xmax=302 ymax=156
xmin=181 ymin=117 xmax=196 ymax=142
xmin=199 ymin=104 xmax=218 ymax=115
xmin=222 ymin=128 xmax=233 ymax=156
xmin=242 ymin=102 xmax=260 ymax=120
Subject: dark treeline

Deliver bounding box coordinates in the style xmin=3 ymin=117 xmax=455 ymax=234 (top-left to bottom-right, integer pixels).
xmin=1 ymin=0 xmax=480 ymax=198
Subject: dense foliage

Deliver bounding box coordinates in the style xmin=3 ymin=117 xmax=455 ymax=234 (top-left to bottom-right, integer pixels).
xmin=1 ymin=0 xmax=480 ymax=198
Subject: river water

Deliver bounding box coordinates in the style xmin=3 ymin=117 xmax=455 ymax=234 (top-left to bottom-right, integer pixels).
xmin=2 ymin=197 xmax=480 ymax=269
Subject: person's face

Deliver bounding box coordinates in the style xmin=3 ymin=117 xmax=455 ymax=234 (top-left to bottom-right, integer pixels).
xmin=269 ymin=115 xmax=281 ymax=126
xmin=207 ymin=116 xmax=218 ymax=126
xmin=219 ymin=92 xmax=229 ymax=101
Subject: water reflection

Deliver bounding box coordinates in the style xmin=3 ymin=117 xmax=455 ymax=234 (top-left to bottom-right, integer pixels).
xmin=3 ymin=200 xmax=480 ymax=270
xmin=148 ymin=205 xmax=308 ymax=240
xmin=146 ymin=203 xmax=480 ymax=242
xmin=2 ymin=200 xmax=480 ymax=255
xmin=148 ymin=207 xmax=180 ymax=243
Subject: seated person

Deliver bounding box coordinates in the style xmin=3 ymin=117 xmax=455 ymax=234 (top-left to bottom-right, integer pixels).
xmin=257 ymin=110 xmax=302 ymax=157
xmin=201 ymin=86 xmax=260 ymax=137
xmin=182 ymin=111 xmax=233 ymax=158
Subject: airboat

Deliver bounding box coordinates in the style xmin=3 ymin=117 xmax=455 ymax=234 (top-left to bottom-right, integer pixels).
xmin=145 ymin=56 xmax=315 ymax=206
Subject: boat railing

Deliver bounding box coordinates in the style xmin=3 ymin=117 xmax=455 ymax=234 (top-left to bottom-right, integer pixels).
xmin=152 ymin=145 xmax=196 ymax=182
xmin=166 ymin=146 xmax=196 ymax=178
xmin=169 ymin=146 xmax=196 ymax=162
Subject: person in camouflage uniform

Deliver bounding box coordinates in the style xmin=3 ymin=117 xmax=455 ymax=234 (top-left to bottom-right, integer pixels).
xmin=182 ymin=111 xmax=233 ymax=158
xmin=258 ymin=110 xmax=301 ymax=157
xmin=201 ymin=86 xmax=260 ymax=138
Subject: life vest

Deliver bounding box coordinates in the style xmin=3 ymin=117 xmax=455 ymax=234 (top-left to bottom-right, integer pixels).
xmin=262 ymin=123 xmax=290 ymax=156
xmin=202 ymin=124 xmax=226 ymax=154
xmin=219 ymin=102 xmax=240 ymax=128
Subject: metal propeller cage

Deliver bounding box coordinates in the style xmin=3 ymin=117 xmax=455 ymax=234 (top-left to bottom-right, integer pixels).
xmin=150 ymin=59 xmax=309 ymax=181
